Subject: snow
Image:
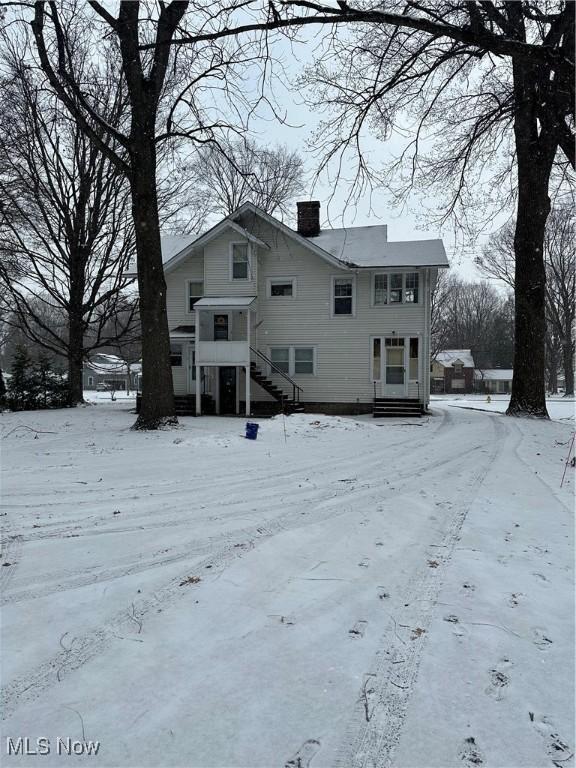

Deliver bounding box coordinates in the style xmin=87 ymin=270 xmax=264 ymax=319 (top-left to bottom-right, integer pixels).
xmin=432 ymin=394 xmax=575 ymax=423
xmin=194 ymin=296 xmax=257 ymax=308
xmin=310 ymin=228 xmax=448 ymax=268
xmin=474 ymin=369 xmax=514 ymax=382
xmin=435 ymin=349 xmax=475 ymax=368
xmin=1 ymin=401 xmax=573 ymax=767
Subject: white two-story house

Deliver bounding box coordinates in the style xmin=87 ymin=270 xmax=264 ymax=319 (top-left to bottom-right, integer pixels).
xmin=161 ymin=201 xmax=448 ymax=417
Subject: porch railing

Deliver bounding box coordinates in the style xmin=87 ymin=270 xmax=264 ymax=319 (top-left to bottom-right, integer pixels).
xmin=250 ymin=346 xmax=304 ymax=403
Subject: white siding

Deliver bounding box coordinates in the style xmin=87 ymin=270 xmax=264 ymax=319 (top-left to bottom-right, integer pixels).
xmin=165 ymin=215 xmax=433 ymax=404
xmin=246 ymin=218 xmax=429 ymax=404
xmin=203 ymin=231 xmax=257 ymax=297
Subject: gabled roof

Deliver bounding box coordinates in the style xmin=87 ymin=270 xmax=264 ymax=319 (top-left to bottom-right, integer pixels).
xmin=474 ymin=369 xmax=513 ymax=381
xmin=162 ymin=219 xmax=268 ymax=273
xmin=158 ymin=201 xmax=448 ymax=274
xmin=435 ymin=349 xmax=475 ymax=368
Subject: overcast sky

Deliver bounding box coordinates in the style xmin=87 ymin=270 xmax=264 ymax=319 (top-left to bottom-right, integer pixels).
xmin=236 ymin=30 xmax=511 ymax=283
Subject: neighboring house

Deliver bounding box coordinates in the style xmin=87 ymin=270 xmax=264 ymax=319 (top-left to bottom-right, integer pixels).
xmin=474 ymin=369 xmax=513 ymax=394
xmin=431 ymin=349 xmax=475 ymax=394
xmin=155 ymin=201 xmax=448 ymax=416
xmin=83 ymin=353 xmax=141 ymax=392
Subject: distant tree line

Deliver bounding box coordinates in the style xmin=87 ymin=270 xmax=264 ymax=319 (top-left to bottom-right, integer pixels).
xmin=432 ymin=273 xmax=515 ymax=370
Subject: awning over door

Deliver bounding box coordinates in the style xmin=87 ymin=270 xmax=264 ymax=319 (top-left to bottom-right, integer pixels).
xmin=194 ymin=296 xmax=256 ymax=311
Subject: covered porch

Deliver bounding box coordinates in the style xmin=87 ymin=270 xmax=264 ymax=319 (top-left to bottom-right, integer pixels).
xmin=194 ymin=296 xmax=257 ymax=416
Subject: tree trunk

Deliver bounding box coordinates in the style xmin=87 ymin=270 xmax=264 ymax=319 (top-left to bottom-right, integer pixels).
xmin=67 ymin=281 xmax=85 ymax=406
xmin=507 ymin=61 xmax=556 ymax=418
xmin=562 ymin=341 xmax=574 ymax=396
xmin=130 ymin=137 xmax=176 ymax=429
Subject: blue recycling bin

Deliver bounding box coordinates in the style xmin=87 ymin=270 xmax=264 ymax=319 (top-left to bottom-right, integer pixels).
xmin=245 ymin=422 xmax=259 ymax=440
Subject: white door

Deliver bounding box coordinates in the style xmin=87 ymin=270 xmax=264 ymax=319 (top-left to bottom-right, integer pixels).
xmin=383 ymin=337 xmax=407 ymax=397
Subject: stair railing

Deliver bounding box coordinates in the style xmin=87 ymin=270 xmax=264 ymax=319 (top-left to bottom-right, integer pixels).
xmin=249 ymin=346 xmax=304 ymax=403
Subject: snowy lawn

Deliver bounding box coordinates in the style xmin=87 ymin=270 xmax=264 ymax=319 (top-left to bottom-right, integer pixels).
xmin=431 ymin=393 xmax=575 ymax=423
xmin=1 ymin=402 xmax=574 ymax=768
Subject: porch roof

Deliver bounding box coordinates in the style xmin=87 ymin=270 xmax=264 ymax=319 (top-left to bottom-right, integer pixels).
xmin=194 ymin=296 xmax=256 ymax=310
xmin=170 ymin=324 xmax=196 ymax=339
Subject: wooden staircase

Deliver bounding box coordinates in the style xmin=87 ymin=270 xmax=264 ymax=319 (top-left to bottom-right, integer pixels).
xmin=373 ymin=398 xmax=424 ymax=418
xmin=250 ymin=362 xmax=305 ymax=414
xmin=136 ymin=393 xmax=214 ymax=416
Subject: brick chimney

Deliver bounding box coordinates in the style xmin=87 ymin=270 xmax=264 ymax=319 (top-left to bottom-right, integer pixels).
xmin=297 ymin=200 xmax=320 ymax=237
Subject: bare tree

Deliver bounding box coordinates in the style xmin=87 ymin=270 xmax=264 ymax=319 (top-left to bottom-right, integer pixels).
xmin=190 ymin=138 xmax=304 ymax=218
xmin=432 ymin=276 xmax=514 ymax=369
xmin=24 ymin=1 xmax=279 ymax=428
xmin=0 ymin=46 xmax=135 ymax=405
xmin=183 ymin=0 xmax=573 ymax=418
xmin=430 ymin=271 xmax=458 ymax=361
xmin=478 ymin=206 xmax=575 ymax=395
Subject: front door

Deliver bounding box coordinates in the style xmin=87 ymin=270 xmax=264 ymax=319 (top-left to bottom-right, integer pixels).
xmin=384 ymin=337 xmax=407 ymax=397
xmin=219 ymin=367 xmax=236 ymax=414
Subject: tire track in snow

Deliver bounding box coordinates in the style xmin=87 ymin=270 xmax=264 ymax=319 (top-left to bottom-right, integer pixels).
xmin=2 ymin=439 xmax=486 ymax=606
xmin=1 ymin=420 xmax=482 ymax=719
xmin=334 ymin=413 xmax=508 ymax=768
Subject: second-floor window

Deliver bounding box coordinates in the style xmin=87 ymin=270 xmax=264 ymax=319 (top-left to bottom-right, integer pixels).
xmin=333 ymin=277 xmax=354 ymax=315
xmin=231 ymin=243 xmax=249 ymax=280
xmin=374 ymin=272 xmax=419 ymax=305
xmin=188 ymin=281 xmax=203 ymax=312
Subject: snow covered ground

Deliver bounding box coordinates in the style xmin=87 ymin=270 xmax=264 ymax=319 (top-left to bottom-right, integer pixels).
xmin=431 ymin=394 xmax=575 ymax=423
xmin=1 ymin=400 xmax=574 ymax=768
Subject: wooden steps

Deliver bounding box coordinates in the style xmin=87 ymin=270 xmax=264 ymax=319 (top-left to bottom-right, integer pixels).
xmin=373 ymin=398 xmax=424 ymax=418
xmin=250 ymin=362 xmax=304 ymax=414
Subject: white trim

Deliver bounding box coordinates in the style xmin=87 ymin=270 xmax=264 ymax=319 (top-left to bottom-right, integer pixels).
xmin=229 ymin=241 xmax=253 ymax=282
xmin=266 ymin=276 xmax=297 ymax=299
xmin=330 ymin=275 xmax=357 ymax=318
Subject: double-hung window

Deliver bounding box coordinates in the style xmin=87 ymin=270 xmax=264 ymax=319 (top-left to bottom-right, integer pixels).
xmin=333 ymin=277 xmax=354 ymax=316
xmin=405 ymin=272 xmax=419 ymax=303
xmin=170 ymin=344 xmax=183 ymax=367
xmin=269 ymin=346 xmax=315 ymax=376
xmin=270 ymin=347 xmax=290 ymax=374
xmin=268 ymin=277 xmax=295 ymax=297
xmin=390 ymin=273 xmax=403 ymax=303
xmin=294 ymin=347 xmax=314 ymax=374
xmin=188 ymin=281 xmax=203 ymax=312
xmin=373 ymin=272 xmax=419 ymax=305
xmin=231 ymin=243 xmax=249 ymax=280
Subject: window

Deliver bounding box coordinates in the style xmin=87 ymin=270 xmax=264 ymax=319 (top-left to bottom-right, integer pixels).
xmin=294 ymin=347 xmax=314 ymax=375
xmin=405 ymin=273 xmax=419 ymax=303
xmin=372 ymin=338 xmax=381 ymax=380
xmin=270 ymin=347 xmax=290 ymax=374
xmin=231 ymin=243 xmax=249 ymax=280
xmin=390 ymin=273 xmax=403 ymax=303
xmin=409 ymin=338 xmax=419 ymax=380
xmin=270 ymin=346 xmax=316 ymax=376
xmin=453 ymin=362 xmax=463 ymax=376
xmin=188 ymin=281 xmax=203 ymax=312
xmin=268 ymin=277 xmax=295 ymax=298
xmin=333 ymin=277 xmax=354 ymax=315
xmin=170 ymin=344 xmax=183 ymax=367
xmin=214 ymin=314 xmax=229 ymax=341
xmin=374 ymin=274 xmax=388 ymax=305
xmin=373 ymin=272 xmax=420 ymax=305
xmin=87 ymin=376 xmax=94 ymax=386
